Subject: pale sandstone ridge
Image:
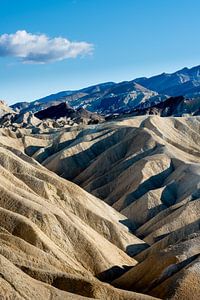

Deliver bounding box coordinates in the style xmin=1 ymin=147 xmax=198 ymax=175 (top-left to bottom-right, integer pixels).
xmin=0 ymin=115 xmax=199 ymax=299
xmin=0 ymin=100 xmax=15 ymax=117
xmin=0 ymin=133 xmax=155 ymax=299
xmin=18 ymin=115 xmax=200 ymax=299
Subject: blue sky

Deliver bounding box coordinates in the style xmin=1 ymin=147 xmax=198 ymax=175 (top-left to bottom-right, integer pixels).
xmin=0 ymin=0 xmax=200 ymax=104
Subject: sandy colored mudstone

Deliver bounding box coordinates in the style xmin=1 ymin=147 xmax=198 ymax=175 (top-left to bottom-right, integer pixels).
xmin=0 ymin=113 xmax=199 ymax=299
xmin=0 ymin=132 xmax=156 ymax=299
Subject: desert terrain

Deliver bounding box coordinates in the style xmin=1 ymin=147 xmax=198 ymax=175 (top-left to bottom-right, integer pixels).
xmin=0 ymin=106 xmax=199 ymax=299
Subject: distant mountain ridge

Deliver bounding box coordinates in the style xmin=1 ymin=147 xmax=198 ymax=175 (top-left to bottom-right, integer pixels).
xmin=135 ymin=65 xmax=200 ymax=96
xmin=11 ymin=65 xmax=200 ymax=115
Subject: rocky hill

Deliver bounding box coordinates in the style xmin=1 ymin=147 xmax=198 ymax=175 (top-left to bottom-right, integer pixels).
xmin=0 ymin=127 xmax=154 ymax=299
xmin=2 ymin=114 xmax=198 ymax=299
xmin=0 ymin=100 xmax=15 ymax=117
xmin=35 ymin=102 xmax=105 ymax=124
xmin=0 ymin=102 xmax=105 ymax=131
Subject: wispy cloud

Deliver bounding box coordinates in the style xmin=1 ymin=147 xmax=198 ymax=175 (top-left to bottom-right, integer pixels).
xmin=0 ymin=30 xmax=93 ymax=64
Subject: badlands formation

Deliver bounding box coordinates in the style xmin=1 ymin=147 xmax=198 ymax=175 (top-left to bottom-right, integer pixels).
xmin=0 ymin=111 xmax=199 ymax=299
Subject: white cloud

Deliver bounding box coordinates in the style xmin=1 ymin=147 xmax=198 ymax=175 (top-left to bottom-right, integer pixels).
xmin=0 ymin=30 xmax=93 ymax=63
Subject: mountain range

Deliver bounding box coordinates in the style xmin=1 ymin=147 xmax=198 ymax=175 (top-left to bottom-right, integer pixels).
xmin=11 ymin=65 xmax=200 ymax=116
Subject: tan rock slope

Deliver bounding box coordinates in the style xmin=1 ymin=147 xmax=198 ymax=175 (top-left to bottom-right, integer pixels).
xmin=0 ymin=132 xmax=157 ymax=299
xmin=0 ymin=100 xmax=15 ymax=117
xmin=0 ymin=115 xmax=199 ymax=299
xmin=17 ymin=115 xmax=200 ymax=299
